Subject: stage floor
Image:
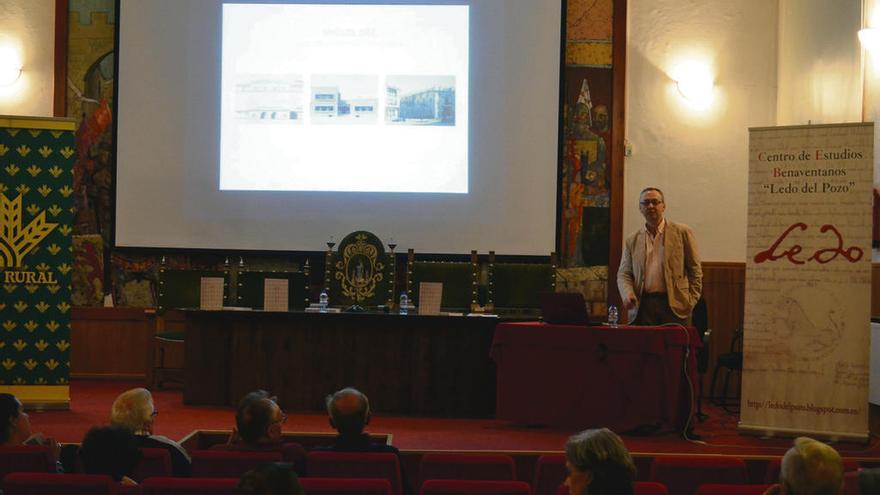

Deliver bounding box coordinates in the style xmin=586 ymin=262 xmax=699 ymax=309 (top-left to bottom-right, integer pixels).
xmin=27 ymin=380 xmax=880 ymax=461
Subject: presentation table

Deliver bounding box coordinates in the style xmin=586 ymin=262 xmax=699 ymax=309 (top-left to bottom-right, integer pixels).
xmin=183 ymin=310 xmax=499 ymax=417
xmin=490 ymin=322 xmax=700 ymax=432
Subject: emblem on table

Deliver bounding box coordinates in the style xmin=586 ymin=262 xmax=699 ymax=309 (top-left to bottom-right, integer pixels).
xmin=335 ymin=233 xmax=385 ymax=301
xmin=0 ymin=193 xmax=58 ymax=268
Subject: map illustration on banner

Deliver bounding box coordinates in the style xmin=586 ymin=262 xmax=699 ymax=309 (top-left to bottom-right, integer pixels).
xmin=741 ymin=123 xmax=872 ymax=441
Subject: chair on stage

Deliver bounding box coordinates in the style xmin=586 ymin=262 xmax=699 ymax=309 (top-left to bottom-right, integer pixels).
xmin=406 ymin=250 xmax=480 ymax=312
xmin=0 ymin=445 xmax=56 ymax=485
xmin=2 ymin=473 xmax=120 ymax=495
xmin=236 ymin=264 xmax=311 ymax=311
xmin=307 ymin=451 xmax=403 ymax=495
xmin=485 ymin=251 xmax=557 ymax=314
xmin=150 ymin=261 xmax=230 ymax=389
xmin=300 ymin=478 xmax=393 ymax=495
xmin=709 ymin=328 xmax=744 ymax=413
xmin=649 ymin=456 xmax=747 ymax=495
xmin=420 ymin=480 xmax=530 ymax=495
xmin=532 ymin=454 xmax=567 ymax=495
xmin=130 ymin=448 xmax=173 ymax=483
xmin=324 ymin=231 xmax=397 ymax=310
xmin=695 ymin=485 xmax=772 ymax=495
xmin=691 ymin=296 xmax=712 ymax=420
xmin=190 ymin=450 xmax=282 ymax=478
xmin=140 ymin=477 xmax=240 ymax=495
xmin=419 ymin=453 xmax=515 ymax=486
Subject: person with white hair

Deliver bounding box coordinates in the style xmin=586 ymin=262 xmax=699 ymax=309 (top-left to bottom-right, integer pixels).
xmin=110 ymin=387 xmax=191 ymax=477
xmin=764 ymin=437 xmax=844 ymax=495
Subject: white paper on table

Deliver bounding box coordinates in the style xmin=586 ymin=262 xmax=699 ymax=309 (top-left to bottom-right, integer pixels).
xmin=200 ymin=277 xmax=224 ymax=310
xmin=264 ymin=278 xmax=289 ymax=312
xmin=419 ymin=282 xmax=443 ymax=315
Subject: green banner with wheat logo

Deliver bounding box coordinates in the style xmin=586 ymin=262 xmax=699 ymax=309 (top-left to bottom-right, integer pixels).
xmin=0 ymin=116 xmax=75 ymax=408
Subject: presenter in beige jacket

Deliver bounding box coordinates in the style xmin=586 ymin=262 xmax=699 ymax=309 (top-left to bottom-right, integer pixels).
xmin=617 ymin=187 xmax=702 ymax=325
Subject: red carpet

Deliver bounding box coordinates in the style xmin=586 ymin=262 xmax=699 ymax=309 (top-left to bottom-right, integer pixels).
xmin=27 ymin=380 xmax=880 ymax=460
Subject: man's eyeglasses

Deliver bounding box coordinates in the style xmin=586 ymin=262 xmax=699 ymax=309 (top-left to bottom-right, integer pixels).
xmin=151 ymin=410 xmax=159 ymax=417
xmin=274 ymin=412 xmax=288 ymax=425
xmin=640 ymin=199 xmax=663 ymax=206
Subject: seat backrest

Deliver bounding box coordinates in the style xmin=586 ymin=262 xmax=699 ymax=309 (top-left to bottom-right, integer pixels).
xmin=3 ymin=472 xmax=118 ymax=495
xmin=301 ymin=477 xmax=393 ymax=495
xmin=130 ymin=448 xmax=173 ymax=483
xmin=533 ymin=454 xmax=567 ymax=495
xmin=237 ymin=270 xmax=310 ymax=310
xmin=635 ymin=481 xmax=671 ymax=495
xmin=420 ymin=453 xmax=515 ymax=486
xmin=191 ymin=450 xmax=282 ymax=478
xmin=324 ymin=231 xmax=396 ymax=308
xmin=307 ymin=451 xmax=402 ymax=495
xmin=420 ymin=479 xmax=530 ymax=495
xmin=0 ymin=445 xmax=55 ymax=484
xmin=696 ymin=484 xmax=773 ymax=495
xmin=158 ymin=268 xmax=229 ymax=310
xmin=650 ymin=456 xmax=747 ymax=495
xmin=487 ymin=252 xmax=557 ymax=311
xmin=406 ymin=250 xmax=479 ymax=310
xmin=140 ymin=477 xmax=240 ymax=495
xmin=764 ymin=458 xmax=860 ymax=484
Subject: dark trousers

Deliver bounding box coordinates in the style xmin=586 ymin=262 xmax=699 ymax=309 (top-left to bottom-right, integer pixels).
xmin=634 ymin=293 xmax=689 ymax=326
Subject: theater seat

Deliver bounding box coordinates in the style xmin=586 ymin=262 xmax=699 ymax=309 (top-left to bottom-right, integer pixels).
xmin=635 ymin=481 xmax=671 ymax=495
xmin=649 ymin=456 xmax=747 ymax=495
xmin=419 ymin=453 xmax=515 ymax=485
xmin=696 ymin=485 xmax=773 ymax=495
xmin=3 ymin=472 xmax=119 ymax=495
xmin=763 ymin=457 xmax=860 ymax=483
xmin=140 ymin=477 xmax=239 ymax=495
xmin=533 ymin=454 xmax=567 ymax=495
xmin=0 ymin=445 xmax=55 ymax=485
xmin=300 ymin=477 xmax=393 ymax=495
xmin=191 ymin=450 xmax=282 ymax=478
xmin=307 ymin=451 xmax=402 ymax=495
xmin=130 ymin=448 xmax=173 ymax=482
xmin=420 ymin=479 xmax=531 ymax=495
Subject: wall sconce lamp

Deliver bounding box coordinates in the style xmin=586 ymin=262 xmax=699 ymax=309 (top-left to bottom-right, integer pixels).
xmin=673 ymin=60 xmax=715 ymax=109
xmin=0 ymin=47 xmax=22 ymax=86
xmin=859 ymin=27 xmax=880 ymax=51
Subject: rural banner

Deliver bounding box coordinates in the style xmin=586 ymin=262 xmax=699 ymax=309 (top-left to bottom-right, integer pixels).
xmin=0 ymin=116 xmax=76 ymax=409
xmin=741 ymin=123 xmax=873 ymax=440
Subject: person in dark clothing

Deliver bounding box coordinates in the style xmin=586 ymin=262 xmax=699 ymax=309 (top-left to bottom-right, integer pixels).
xmin=80 ymin=426 xmax=142 ymax=487
xmin=238 ymin=462 xmax=304 ymax=495
xmin=111 ymin=387 xmax=191 ymax=477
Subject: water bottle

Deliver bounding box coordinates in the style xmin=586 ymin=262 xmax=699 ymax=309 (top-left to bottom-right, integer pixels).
xmin=607 ymin=304 xmax=618 ymax=327
xmin=319 ymin=289 xmax=329 ymax=313
xmin=399 ymin=292 xmax=409 ymax=315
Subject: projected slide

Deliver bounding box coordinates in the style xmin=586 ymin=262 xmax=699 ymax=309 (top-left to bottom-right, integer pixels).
xmin=220 ymin=4 xmax=469 ymax=193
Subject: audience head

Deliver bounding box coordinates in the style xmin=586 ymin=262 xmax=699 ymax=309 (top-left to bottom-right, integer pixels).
xmin=80 ymin=425 xmax=142 ymax=482
xmin=0 ymin=393 xmax=31 ymax=445
xmin=111 ymin=387 xmax=157 ymax=434
xmin=564 ymin=428 xmax=636 ymax=495
xmin=779 ymin=437 xmax=843 ymax=495
xmin=236 ymin=390 xmax=286 ymax=445
xmin=237 ymin=462 xmax=304 ymax=495
xmin=326 ymin=387 xmax=371 ymax=436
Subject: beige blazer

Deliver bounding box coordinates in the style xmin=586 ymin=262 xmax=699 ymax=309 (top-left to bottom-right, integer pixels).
xmin=617 ymin=220 xmax=703 ymax=322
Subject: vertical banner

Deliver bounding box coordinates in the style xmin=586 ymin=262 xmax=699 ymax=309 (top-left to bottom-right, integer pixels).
xmin=741 ymin=123 xmax=873 ymax=440
xmin=0 ymin=116 xmax=76 ymax=409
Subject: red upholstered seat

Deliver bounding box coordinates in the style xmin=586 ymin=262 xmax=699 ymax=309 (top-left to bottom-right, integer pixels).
xmin=650 ymin=456 xmax=747 ymax=495
xmin=420 ymin=479 xmax=531 ymax=495
xmin=307 ymin=452 xmax=403 ymax=495
xmin=3 ymin=472 xmax=119 ymax=495
xmin=301 ymin=477 xmax=393 ymax=495
xmin=190 ymin=450 xmax=282 ymax=478
xmin=140 ymin=477 xmax=240 ymax=495
xmin=533 ymin=454 xmax=567 ymax=495
xmin=763 ymin=457 xmax=860 ymax=483
xmin=635 ymin=481 xmax=671 ymax=495
xmin=696 ymin=484 xmax=773 ymax=495
xmin=843 ymin=471 xmax=860 ymax=495
xmin=0 ymin=445 xmax=55 ymax=484
xmin=420 ymin=453 xmax=515 ymax=485
xmin=131 ymin=448 xmax=173 ymax=482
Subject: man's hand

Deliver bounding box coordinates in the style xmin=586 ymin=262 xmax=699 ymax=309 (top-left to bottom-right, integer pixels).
xmin=622 ymin=293 xmax=638 ymax=311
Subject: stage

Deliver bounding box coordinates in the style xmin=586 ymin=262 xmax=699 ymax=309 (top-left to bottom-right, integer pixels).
xmin=29 ymin=380 xmax=880 ymax=463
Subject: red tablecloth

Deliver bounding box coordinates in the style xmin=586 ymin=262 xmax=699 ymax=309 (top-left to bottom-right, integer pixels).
xmin=490 ymin=322 xmax=699 ymax=432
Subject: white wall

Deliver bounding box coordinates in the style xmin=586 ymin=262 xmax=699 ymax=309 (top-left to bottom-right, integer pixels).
xmin=777 ymin=0 xmax=862 ymax=125
xmin=0 ymin=0 xmax=55 ymax=117
xmin=625 ymin=0 xmax=778 ymax=262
